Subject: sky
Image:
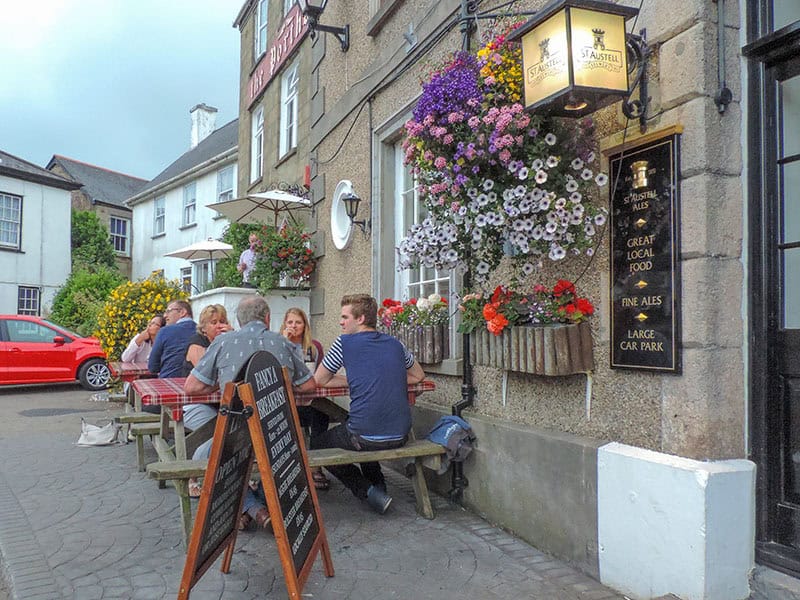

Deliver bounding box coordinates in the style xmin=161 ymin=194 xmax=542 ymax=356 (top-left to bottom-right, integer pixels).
xmin=0 ymin=0 xmax=241 ymax=180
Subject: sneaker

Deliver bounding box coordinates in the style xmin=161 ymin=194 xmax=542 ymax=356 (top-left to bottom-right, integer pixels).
xmin=366 ymin=485 xmax=392 ymax=514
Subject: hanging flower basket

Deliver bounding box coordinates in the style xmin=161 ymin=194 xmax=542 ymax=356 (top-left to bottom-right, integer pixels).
xmin=471 ymin=321 xmax=593 ymax=375
xmin=381 ymin=323 xmax=450 ymax=364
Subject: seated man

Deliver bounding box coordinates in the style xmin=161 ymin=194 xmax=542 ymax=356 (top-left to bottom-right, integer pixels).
xmin=313 ymin=294 xmax=425 ymax=514
xmin=185 ymin=295 xmax=317 ymax=529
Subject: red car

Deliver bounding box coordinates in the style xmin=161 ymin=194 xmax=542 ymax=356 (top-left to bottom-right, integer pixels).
xmin=0 ymin=315 xmax=111 ymax=391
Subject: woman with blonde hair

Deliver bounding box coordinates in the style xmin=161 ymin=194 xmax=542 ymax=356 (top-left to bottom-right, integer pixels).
xmin=281 ymin=307 xmax=331 ymax=490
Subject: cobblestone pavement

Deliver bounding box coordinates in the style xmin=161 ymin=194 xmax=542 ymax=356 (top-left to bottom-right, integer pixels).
xmin=0 ymin=385 xmax=626 ymax=600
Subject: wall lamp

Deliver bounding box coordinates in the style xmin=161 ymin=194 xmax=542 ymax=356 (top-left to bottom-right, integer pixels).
xmin=298 ymin=0 xmax=350 ymax=52
xmin=509 ymin=0 xmax=651 ymax=131
xmin=341 ymin=192 xmax=370 ymax=237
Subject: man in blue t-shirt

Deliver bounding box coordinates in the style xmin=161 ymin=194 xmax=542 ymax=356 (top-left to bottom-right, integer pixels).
xmin=314 ymin=294 xmax=425 ymax=514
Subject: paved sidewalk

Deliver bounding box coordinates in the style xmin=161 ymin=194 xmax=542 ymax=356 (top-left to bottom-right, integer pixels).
xmin=0 ymin=385 xmax=626 ymax=600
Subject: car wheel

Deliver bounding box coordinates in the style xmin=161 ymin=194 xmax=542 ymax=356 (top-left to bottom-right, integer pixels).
xmin=79 ymin=358 xmax=111 ymax=391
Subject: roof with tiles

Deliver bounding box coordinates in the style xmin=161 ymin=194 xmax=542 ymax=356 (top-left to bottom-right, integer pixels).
xmin=46 ymin=155 xmax=147 ymax=209
xmin=0 ymin=149 xmax=81 ymax=191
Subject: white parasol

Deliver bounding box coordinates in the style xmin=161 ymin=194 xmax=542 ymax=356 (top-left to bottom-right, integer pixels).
xmin=164 ymin=238 xmax=234 ymax=282
xmin=207 ymin=189 xmax=312 ymax=226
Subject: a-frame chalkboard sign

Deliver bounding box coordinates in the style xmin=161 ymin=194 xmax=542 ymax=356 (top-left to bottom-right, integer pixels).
xmin=178 ymin=381 xmax=254 ymax=599
xmin=178 ymin=351 xmax=333 ymax=599
xmin=238 ymin=350 xmax=334 ymax=598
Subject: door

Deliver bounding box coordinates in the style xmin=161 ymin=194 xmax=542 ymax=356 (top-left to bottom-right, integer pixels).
xmin=745 ymin=10 xmax=800 ymax=574
xmin=1 ymin=319 xmax=75 ymax=384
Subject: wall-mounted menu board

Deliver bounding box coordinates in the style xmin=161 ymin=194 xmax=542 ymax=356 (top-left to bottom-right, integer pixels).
xmin=240 ymin=350 xmax=333 ymax=598
xmin=609 ymin=130 xmax=682 ymax=373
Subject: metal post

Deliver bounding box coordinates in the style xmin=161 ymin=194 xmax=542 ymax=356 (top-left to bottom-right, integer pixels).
xmin=450 ymin=269 xmax=475 ymax=502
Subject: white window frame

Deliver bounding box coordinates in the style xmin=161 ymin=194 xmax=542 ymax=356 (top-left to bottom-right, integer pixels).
xmin=182 ymin=182 xmax=197 ymax=226
xmin=109 ymin=216 xmax=130 ymax=256
xmin=254 ymin=0 xmax=268 ymax=59
xmin=0 ymin=192 xmax=22 ymax=250
xmin=194 ymin=260 xmax=212 ymax=291
xmin=180 ymin=267 xmax=193 ymax=294
xmin=217 ymin=165 xmax=235 ymax=203
xmin=153 ymin=196 xmax=165 ymax=235
xmin=17 ymin=286 xmax=40 ymax=316
xmin=279 ymin=62 xmax=299 ymax=157
xmin=284 ymin=0 xmax=296 ymax=15
xmin=251 ymin=106 xmax=264 ymax=182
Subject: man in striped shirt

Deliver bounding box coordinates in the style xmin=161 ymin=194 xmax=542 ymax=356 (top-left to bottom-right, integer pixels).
xmin=313 ymin=294 xmax=425 ymax=514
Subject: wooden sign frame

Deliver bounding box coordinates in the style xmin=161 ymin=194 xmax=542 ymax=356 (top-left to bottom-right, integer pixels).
xmin=238 ymin=350 xmax=334 ymax=599
xmin=178 ymin=381 xmax=254 ymax=599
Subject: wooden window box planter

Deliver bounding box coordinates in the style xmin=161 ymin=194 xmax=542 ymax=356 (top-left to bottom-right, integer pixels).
xmin=380 ymin=324 xmax=449 ymax=364
xmin=470 ymin=321 xmax=594 ymax=376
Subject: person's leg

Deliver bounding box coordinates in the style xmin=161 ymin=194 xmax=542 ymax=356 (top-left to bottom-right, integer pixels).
xmin=182 ymin=404 xmax=217 ymax=431
xmin=310 ymin=424 xmax=370 ymax=499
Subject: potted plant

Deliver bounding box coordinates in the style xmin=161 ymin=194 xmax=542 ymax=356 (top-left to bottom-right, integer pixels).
xmin=378 ymin=294 xmax=450 ymax=364
xmin=250 ymin=225 xmax=317 ymax=292
xmin=458 ymin=280 xmax=594 ymax=375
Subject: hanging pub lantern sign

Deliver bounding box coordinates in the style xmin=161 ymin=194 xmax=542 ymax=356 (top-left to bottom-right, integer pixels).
xmin=508 ymin=0 xmax=650 ymax=127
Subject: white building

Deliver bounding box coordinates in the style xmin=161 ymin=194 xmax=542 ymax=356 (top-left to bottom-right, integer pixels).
xmin=126 ymin=104 xmax=238 ymax=291
xmin=0 ymin=149 xmax=80 ymax=315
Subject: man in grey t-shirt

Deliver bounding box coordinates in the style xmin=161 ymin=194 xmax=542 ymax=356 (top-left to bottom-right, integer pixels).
xmin=185 ymin=295 xmax=317 ymax=529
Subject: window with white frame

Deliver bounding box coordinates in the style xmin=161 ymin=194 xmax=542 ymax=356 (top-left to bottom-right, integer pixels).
xmin=279 ymin=62 xmax=299 ymax=157
xmin=194 ymin=260 xmax=212 ymax=291
xmin=153 ymin=196 xmax=165 ymax=235
xmin=217 ymin=165 xmax=234 ymax=203
xmin=182 ymin=182 xmax=196 ymax=226
xmin=284 ymin=0 xmax=296 ymax=15
xmin=251 ymin=106 xmax=264 ymax=182
xmin=180 ymin=267 xmax=192 ymax=294
xmin=254 ymin=0 xmax=268 ymax=59
xmin=0 ymin=192 xmax=22 ymax=250
xmin=17 ymin=286 xmax=40 ymax=316
xmin=393 ymin=140 xmax=452 ymax=305
xmin=109 ymin=216 xmax=130 ymax=256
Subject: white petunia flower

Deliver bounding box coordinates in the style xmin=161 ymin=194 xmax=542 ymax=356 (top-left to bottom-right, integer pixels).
xmin=581 ymin=168 xmax=593 ymax=181
xmin=549 ymin=245 xmax=566 ymax=260
xmin=594 ymin=213 xmax=606 ymax=226
xmin=545 ymin=133 xmax=557 ymax=146
xmin=571 ymin=158 xmax=584 ymax=170
xmin=476 ymin=261 xmax=490 ymax=274
xmin=595 ymin=173 xmax=608 ymax=186
xmin=517 ymin=166 xmax=529 ymax=180
xmin=546 ymin=155 xmax=559 ymax=168
xmin=565 ymin=179 xmax=579 ymax=192
xmin=531 ymin=158 xmax=543 ymax=171
xmin=483 ymin=179 xmax=495 ymax=191
xmin=535 ymin=170 xmax=548 ymax=184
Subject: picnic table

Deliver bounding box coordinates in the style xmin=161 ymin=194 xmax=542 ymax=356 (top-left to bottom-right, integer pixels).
xmin=109 ymin=361 xmax=153 ymax=410
xmin=131 ymin=377 xmax=436 ymax=463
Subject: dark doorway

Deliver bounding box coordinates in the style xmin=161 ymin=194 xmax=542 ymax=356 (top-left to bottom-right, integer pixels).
xmin=745 ymin=7 xmax=800 ymax=576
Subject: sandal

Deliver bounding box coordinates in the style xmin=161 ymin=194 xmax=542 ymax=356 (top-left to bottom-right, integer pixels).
xmin=238 ymin=513 xmax=252 ymax=531
xmin=312 ymin=469 xmax=330 ymax=490
xmin=188 ymin=479 xmax=202 ymax=499
xmin=239 ymin=508 xmax=271 ymax=532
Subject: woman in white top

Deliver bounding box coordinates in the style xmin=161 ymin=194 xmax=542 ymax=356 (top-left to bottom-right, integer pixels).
xmin=121 ymin=315 xmax=165 ymax=362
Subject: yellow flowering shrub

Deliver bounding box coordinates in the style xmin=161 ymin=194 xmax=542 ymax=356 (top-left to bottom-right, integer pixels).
xmin=95 ymin=275 xmax=187 ymax=360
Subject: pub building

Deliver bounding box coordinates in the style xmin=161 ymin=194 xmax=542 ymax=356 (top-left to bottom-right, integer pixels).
xmin=234 ymin=1 xmax=800 ymax=598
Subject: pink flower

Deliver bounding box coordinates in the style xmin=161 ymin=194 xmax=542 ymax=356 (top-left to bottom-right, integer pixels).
xmin=423 ymin=150 xmax=434 ymax=162
xmin=468 ymin=116 xmax=481 ymax=129
xmin=451 ymin=201 xmax=461 ymax=212
xmin=499 ymin=149 xmax=511 ymax=163
xmin=448 ymin=112 xmax=464 ymax=123
xmin=443 ymin=134 xmax=454 ymax=145
xmin=484 ymin=76 xmax=496 ymax=85
xmin=434 ymin=156 xmax=447 ymax=169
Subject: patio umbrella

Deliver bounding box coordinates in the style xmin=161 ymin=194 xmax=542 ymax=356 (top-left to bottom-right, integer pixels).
xmin=207 ymin=189 xmax=312 ymax=226
xmin=164 ymin=238 xmax=234 ymax=282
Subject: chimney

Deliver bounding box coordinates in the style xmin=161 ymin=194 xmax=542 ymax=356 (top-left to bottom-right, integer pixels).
xmin=190 ymin=103 xmax=218 ymax=148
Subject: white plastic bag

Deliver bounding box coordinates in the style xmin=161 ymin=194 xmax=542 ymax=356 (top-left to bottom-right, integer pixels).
xmin=77 ymin=419 xmax=122 ymax=446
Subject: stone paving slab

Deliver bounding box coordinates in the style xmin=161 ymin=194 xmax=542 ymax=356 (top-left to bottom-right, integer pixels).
xmin=0 ymin=385 xmax=626 ymax=599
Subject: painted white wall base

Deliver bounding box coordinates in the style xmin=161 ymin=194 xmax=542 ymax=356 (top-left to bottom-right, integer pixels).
xmin=597 ymin=442 xmax=755 ymax=600
xmin=190 ymin=287 xmax=310 ymax=333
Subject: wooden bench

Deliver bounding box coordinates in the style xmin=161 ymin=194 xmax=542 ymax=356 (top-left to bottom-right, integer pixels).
xmin=146 ymin=438 xmax=447 ymax=546
xmin=127 ymin=421 xmax=173 ymax=472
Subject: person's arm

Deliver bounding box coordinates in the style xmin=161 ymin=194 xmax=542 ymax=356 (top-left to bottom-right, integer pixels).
xmin=314 ymin=364 xmax=349 ymax=387
xmin=147 ymin=330 xmax=164 ymax=374
xmin=295 ymin=376 xmax=318 ymax=394
xmin=184 ymin=373 xmax=218 ymax=395
xmin=185 ymin=344 xmax=206 ymax=368
xmin=406 ymin=359 xmax=426 ymax=384
xmin=121 ymin=335 xmax=144 ymax=362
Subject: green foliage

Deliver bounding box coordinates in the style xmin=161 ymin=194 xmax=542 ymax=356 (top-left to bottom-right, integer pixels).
xmin=71 ymin=210 xmax=118 ymax=270
xmin=50 ymin=267 xmax=126 ymax=336
xmin=251 ymin=225 xmax=316 ymax=293
xmin=95 ymin=275 xmax=187 ymax=360
xmin=211 ymin=222 xmax=265 ymax=288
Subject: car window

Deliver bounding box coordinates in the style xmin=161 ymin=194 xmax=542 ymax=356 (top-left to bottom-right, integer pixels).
xmin=6 ymin=320 xmax=62 ymax=344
